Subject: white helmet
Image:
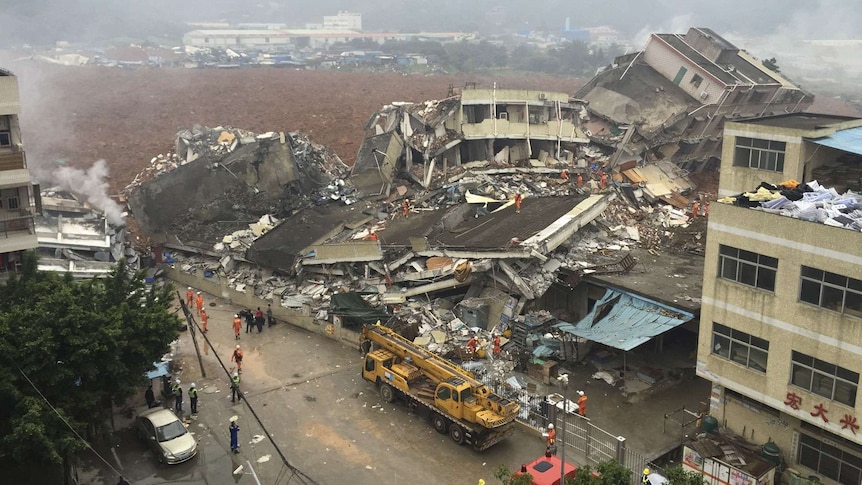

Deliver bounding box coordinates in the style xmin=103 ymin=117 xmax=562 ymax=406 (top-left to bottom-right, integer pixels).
xmin=190 ymin=383 xmax=196 ymax=388
xmin=188 ymin=287 xmax=192 ymax=290
xmin=548 ymin=423 xmax=554 ymax=429
xmin=233 ymin=372 xmax=239 ymax=377
xmin=236 ymin=345 xmax=241 ymax=349
xmin=175 ymin=378 xmax=181 ymax=384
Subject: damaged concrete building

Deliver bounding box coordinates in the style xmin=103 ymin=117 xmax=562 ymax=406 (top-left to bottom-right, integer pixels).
xmin=577 ymin=27 xmax=813 ymax=172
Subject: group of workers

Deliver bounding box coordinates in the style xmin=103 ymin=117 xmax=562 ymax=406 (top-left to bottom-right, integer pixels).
xmin=544 ymin=390 xmax=589 ymax=455
xmin=465 ymin=332 xmax=503 ymax=359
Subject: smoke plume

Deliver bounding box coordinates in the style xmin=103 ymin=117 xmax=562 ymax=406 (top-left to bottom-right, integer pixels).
xmin=49 ymin=160 xmax=126 ymax=226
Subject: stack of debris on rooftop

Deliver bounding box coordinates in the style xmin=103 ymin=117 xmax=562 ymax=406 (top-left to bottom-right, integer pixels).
xmin=718 ymin=179 xmax=862 ymax=231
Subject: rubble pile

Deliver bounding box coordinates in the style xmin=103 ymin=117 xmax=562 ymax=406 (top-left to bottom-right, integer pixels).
xmin=718 ymin=180 xmax=862 ymax=231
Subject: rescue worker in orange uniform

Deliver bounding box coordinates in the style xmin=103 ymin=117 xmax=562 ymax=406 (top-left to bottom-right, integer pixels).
xmin=493 ymin=334 xmax=501 ymax=357
xmin=200 ymin=309 xmax=209 ymax=333
xmin=514 ymin=193 xmax=523 ymax=213
xmin=691 ymin=201 xmax=700 ymax=218
xmin=232 ymin=314 xmax=242 ymax=340
xmin=402 ymin=199 xmax=410 ymax=218
xmin=577 ymin=173 xmax=583 ymax=186
xmin=546 ymin=423 xmax=557 ymax=455
xmin=561 ymin=170 xmax=569 ymax=180
xmin=600 ymin=172 xmax=608 ymax=189
xmin=195 ymin=292 xmax=204 ymax=316
xmin=185 ymin=287 xmax=194 ymax=308
xmin=231 ymin=345 xmax=244 ymax=373
xmin=704 ymin=201 xmax=711 ymax=217
xmin=577 ymin=390 xmax=587 ymax=417
xmin=466 ymin=336 xmax=478 ymax=358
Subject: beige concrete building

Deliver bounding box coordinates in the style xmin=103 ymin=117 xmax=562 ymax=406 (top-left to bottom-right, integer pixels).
xmin=698 ymin=113 xmax=862 ymax=485
xmin=0 ymin=68 xmax=39 ymax=275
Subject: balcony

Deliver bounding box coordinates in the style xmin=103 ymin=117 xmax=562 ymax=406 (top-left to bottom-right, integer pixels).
xmin=0 ymin=210 xmax=36 ymax=241
xmin=0 ymin=151 xmax=25 ymax=171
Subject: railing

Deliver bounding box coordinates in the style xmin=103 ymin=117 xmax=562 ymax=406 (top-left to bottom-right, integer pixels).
xmin=0 ymin=151 xmax=26 ymax=171
xmin=473 ymin=365 xmax=673 ymax=484
xmin=0 ymin=212 xmax=35 ymax=238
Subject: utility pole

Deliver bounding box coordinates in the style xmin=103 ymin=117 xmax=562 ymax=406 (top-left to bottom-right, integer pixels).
xmin=559 ymin=373 xmax=569 ymax=485
xmin=177 ymin=292 xmax=206 ymax=378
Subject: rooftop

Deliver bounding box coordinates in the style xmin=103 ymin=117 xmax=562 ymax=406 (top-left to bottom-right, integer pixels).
xmin=736 ymin=112 xmax=860 ymax=130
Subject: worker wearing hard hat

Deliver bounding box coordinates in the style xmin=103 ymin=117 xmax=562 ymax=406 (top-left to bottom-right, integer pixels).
xmin=185 ymin=287 xmax=194 ymax=307
xmin=233 ymin=314 xmax=242 ymax=340
xmin=642 ymin=468 xmax=650 ymax=485
xmin=545 ymin=423 xmax=557 ymax=455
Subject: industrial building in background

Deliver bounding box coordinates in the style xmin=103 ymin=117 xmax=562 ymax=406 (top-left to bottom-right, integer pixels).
xmin=0 ymin=67 xmax=39 ymax=276
xmin=696 ymin=113 xmax=862 ymax=484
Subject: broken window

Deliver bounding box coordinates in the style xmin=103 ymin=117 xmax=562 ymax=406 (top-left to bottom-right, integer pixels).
xmin=0 ymin=131 xmax=10 ymax=147
xmin=800 ymin=266 xmax=862 ymax=318
xmin=690 ymin=74 xmax=703 ymax=88
xmin=711 ymin=323 xmax=768 ymax=372
xmin=718 ymin=244 xmax=777 ymax=291
xmin=792 ymin=351 xmax=858 ymax=406
xmin=733 ymin=137 xmax=785 ymax=172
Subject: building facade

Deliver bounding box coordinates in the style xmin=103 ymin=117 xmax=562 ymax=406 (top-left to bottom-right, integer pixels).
xmin=698 ymin=113 xmax=862 ymax=485
xmin=0 ymin=68 xmax=39 ymax=275
xmin=322 ymin=11 xmax=362 ymax=32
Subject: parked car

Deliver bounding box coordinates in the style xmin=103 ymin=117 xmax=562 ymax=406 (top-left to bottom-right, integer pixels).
xmin=136 ymin=408 xmax=197 ymax=464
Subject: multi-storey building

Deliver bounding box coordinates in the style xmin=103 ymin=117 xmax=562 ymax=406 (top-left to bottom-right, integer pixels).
xmin=697 ymin=113 xmax=862 ymax=485
xmin=0 ymin=67 xmax=39 ymax=275
xmin=577 ymin=27 xmax=813 ymax=171
xmin=322 ymin=11 xmax=362 ymax=32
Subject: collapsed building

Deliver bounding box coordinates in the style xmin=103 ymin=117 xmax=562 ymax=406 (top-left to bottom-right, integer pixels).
xmin=576 ymin=27 xmax=813 ymax=173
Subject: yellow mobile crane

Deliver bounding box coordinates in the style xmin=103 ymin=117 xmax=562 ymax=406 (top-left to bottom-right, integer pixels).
xmin=360 ymin=323 xmax=520 ymax=450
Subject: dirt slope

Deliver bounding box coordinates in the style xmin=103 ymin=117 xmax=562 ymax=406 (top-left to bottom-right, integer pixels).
xmin=13 ymin=63 xmax=585 ymax=192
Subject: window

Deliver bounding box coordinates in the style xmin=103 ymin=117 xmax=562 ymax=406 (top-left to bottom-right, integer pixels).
xmin=6 ymin=196 xmax=18 ymax=210
xmin=0 ymin=131 xmax=10 ymax=147
xmin=690 ymin=74 xmax=703 ymax=88
xmin=733 ymin=137 xmax=786 ymax=172
xmin=718 ymin=245 xmax=777 ymax=291
xmin=791 ymin=351 xmax=858 ymax=406
xmin=800 ymin=266 xmax=862 ymax=318
xmin=436 ymin=387 xmax=451 ymax=400
xmin=711 ymin=323 xmax=768 ymax=372
xmin=799 ymin=433 xmax=862 ymax=485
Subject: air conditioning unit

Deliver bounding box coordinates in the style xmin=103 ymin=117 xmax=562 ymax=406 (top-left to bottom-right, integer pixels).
xmin=538 ymin=93 xmax=547 ymax=100
xmin=700 ymin=91 xmax=709 ymax=100
xmin=499 ymin=112 xmax=508 ymax=120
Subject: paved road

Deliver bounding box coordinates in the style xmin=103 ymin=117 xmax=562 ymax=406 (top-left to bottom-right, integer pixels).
xmin=85 ymin=296 xmax=546 ymax=485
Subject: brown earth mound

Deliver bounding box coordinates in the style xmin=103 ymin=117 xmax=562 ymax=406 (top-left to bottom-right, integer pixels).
xmin=13 ymin=63 xmax=586 ymax=193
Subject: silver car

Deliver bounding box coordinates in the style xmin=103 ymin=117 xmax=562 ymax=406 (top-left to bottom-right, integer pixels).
xmin=136 ymin=408 xmax=198 ymax=464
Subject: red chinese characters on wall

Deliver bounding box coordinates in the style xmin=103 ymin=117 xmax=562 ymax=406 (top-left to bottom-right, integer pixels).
xmin=841 ymin=414 xmax=860 ymax=435
xmin=810 ymin=403 xmax=829 ymax=423
xmin=784 ymin=392 xmax=802 ymax=410
xmin=782 ymin=391 xmax=860 ymax=434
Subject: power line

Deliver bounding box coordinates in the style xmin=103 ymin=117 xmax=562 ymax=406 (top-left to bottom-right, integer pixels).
xmin=178 ymin=294 xmax=319 ymax=485
xmin=17 ymin=367 xmax=124 ymax=480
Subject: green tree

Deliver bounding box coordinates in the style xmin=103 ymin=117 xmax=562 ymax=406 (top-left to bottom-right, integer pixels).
xmin=0 ymin=251 xmax=181 ymax=482
xmin=665 ymin=465 xmax=706 ymax=485
xmin=763 ymin=57 xmax=780 ymax=73
xmin=494 ymin=463 xmax=534 ymax=485
xmin=568 ymin=459 xmax=632 ymax=485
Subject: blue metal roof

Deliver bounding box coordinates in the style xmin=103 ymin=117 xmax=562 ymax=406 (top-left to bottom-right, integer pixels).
xmin=145 ymin=361 xmax=170 ymax=380
xmin=553 ymin=288 xmax=694 ymax=351
xmin=807 ymin=126 xmax=862 ymax=156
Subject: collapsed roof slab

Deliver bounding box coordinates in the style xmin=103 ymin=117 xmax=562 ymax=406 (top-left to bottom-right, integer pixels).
xmin=246 ymin=203 xmax=368 ymax=273
xmin=128 ymin=135 xmax=301 ymax=241
xmin=352 ymin=132 xmax=403 ymax=198
xmin=434 ymin=194 xmax=612 ymax=251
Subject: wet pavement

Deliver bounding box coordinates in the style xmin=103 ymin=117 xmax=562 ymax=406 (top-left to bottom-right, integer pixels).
xmin=78 ymin=290 xmax=711 ymax=485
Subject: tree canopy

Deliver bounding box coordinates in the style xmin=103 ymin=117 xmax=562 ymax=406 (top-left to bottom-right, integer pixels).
xmin=0 ymin=252 xmax=181 ymax=471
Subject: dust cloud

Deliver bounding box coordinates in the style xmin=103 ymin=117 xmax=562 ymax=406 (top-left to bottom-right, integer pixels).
xmin=44 ymin=160 xmax=126 ymax=226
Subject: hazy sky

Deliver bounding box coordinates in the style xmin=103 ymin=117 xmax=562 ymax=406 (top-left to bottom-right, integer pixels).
xmin=1 ymin=0 xmax=859 ymax=47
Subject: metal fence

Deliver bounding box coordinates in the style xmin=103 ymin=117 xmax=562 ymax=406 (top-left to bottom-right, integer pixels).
xmin=474 ymin=369 xmax=666 ymax=485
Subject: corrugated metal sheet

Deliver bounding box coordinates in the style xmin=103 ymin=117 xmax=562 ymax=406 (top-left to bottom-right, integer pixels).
xmin=807 ymin=126 xmax=862 ymax=156
xmin=553 ymin=288 xmax=693 ymax=351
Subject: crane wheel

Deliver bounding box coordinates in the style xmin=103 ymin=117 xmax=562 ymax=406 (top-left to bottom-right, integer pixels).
xmin=379 ymin=383 xmax=395 ymax=403
xmin=432 ymin=415 xmax=448 ymax=434
xmin=449 ymin=423 xmax=465 ymax=445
